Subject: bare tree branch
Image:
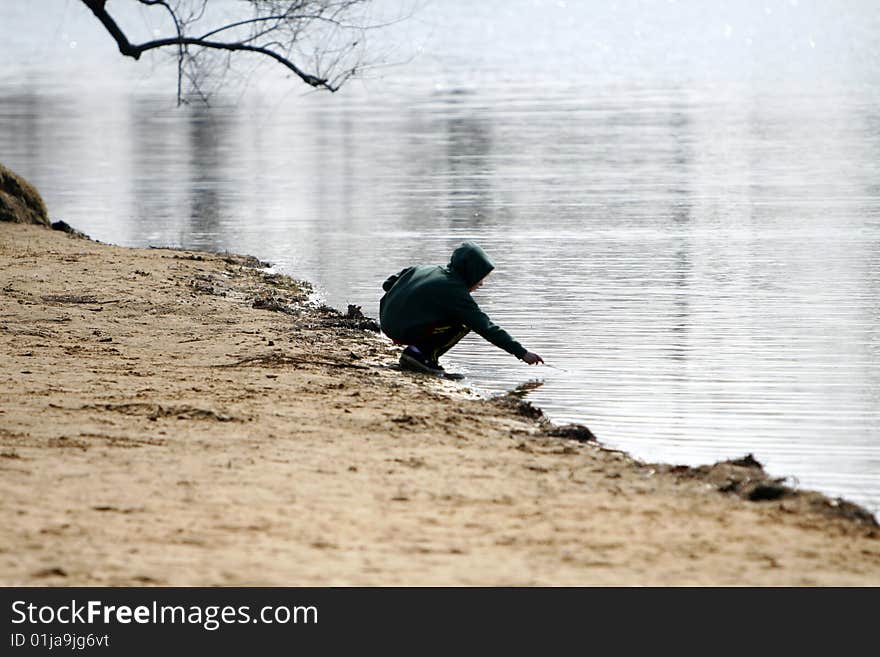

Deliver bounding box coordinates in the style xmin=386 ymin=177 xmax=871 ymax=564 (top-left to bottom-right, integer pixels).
xmin=80 ymin=0 xmax=380 ymax=101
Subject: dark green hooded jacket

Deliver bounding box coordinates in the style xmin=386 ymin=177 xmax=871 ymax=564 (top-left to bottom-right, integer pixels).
xmin=379 ymin=242 xmax=527 ymax=359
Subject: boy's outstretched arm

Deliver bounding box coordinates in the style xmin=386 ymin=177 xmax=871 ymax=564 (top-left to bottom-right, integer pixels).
xmin=448 ymin=292 xmax=544 ymax=364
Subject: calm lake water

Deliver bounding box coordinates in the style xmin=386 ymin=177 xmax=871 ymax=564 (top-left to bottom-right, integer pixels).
xmin=3 ymin=1 xmax=879 ymax=514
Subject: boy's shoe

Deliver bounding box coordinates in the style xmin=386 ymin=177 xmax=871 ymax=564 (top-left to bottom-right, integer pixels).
xmin=399 ymin=346 xmax=445 ymax=376
xmin=399 ymin=347 xmax=466 ymax=380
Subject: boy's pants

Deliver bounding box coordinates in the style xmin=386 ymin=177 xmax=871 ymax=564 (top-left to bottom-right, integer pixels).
xmin=410 ymin=324 xmax=471 ymax=364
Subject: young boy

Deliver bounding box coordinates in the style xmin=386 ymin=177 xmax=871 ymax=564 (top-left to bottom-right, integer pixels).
xmin=379 ymin=242 xmax=544 ymax=377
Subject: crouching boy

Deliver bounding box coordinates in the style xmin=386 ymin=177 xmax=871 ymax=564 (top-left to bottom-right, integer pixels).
xmin=379 ymin=241 xmax=544 ymax=377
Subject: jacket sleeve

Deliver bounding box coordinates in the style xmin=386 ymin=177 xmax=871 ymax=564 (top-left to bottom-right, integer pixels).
xmin=382 ymin=267 xmax=414 ymax=292
xmin=447 ymin=290 xmax=528 ymax=359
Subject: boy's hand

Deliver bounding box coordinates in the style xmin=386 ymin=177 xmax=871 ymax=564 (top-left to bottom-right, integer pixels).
xmin=522 ymin=351 xmax=544 ymax=365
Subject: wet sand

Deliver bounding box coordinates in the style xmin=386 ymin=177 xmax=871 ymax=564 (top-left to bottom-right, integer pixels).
xmin=1 ymin=223 xmax=878 ymax=586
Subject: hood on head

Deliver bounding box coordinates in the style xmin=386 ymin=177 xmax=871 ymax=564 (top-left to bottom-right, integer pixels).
xmin=448 ymin=242 xmax=494 ymax=287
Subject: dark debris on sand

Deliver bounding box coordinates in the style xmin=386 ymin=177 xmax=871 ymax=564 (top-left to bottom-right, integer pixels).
xmin=51 ymin=220 xmax=91 ymax=240
xmin=317 ymin=304 xmax=380 ymax=332
xmin=660 ymin=453 xmax=878 ymax=528
xmin=545 ymin=424 xmax=597 ymax=443
xmin=492 ymin=392 xmax=544 ymax=420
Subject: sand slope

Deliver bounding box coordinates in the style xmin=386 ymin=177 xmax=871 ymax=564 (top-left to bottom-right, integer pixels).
xmin=1 ymin=224 xmax=878 ymax=586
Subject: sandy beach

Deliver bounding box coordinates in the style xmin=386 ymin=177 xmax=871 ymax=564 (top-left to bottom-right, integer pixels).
xmin=1 ymin=222 xmax=878 ymax=586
